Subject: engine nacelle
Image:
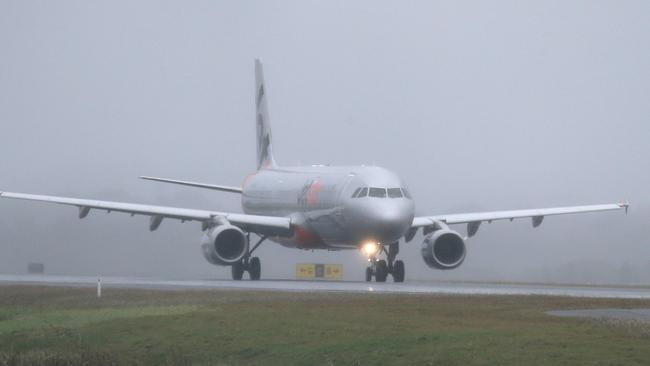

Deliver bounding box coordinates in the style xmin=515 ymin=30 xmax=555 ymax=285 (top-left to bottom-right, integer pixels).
xmin=421 ymin=229 xmax=466 ymax=270
xmin=201 ymin=225 xmax=248 ymax=266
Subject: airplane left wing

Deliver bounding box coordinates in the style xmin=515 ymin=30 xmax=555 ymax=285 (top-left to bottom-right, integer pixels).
xmin=0 ymin=192 xmax=291 ymax=236
xmin=412 ymin=202 xmax=628 ymax=238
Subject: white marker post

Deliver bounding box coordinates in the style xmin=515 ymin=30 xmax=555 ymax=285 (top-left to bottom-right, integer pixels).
xmin=97 ymin=275 xmax=102 ymax=298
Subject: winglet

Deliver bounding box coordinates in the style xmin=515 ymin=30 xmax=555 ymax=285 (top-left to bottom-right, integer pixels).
xmin=619 ymin=201 xmax=630 ymax=214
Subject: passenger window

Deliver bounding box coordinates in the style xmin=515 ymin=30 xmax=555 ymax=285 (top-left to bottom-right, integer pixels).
xmin=351 ymin=187 xmax=361 ymax=198
xmin=401 ymin=188 xmax=412 ymax=199
xmin=358 ymin=187 xmax=368 ymax=198
xmin=368 ymin=187 xmax=387 ymax=198
xmin=387 ymin=188 xmax=403 ymax=198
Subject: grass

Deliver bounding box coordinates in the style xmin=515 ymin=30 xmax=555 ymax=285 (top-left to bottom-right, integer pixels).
xmin=1 ymin=285 xmax=650 ymax=365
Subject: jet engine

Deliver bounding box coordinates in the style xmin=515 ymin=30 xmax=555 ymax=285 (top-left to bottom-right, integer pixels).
xmin=201 ymin=225 xmax=248 ymax=265
xmin=421 ymin=229 xmax=466 ymax=270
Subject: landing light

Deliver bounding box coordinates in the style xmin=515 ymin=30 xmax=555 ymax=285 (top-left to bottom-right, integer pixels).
xmin=362 ymin=242 xmax=380 ymax=256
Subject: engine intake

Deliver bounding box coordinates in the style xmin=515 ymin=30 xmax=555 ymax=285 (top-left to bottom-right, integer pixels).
xmin=421 ymin=229 xmax=466 ymax=270
xmin=201 ymin=225 xmax=248 ymax=265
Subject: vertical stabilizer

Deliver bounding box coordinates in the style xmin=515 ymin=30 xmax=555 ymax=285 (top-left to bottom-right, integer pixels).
xmin=255 ymin=59 xmax=277 ymax=170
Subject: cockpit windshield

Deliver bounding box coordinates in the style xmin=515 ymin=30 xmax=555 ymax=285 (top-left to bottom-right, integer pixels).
xmin=387 ymin=188 xmax=403 ymax=198
xmin=351 ymin=187 xmax=361 ymax=198
xmin=368 ymin=187 xmax=387 ymax=198
xmin=351 ymin=187 xmax=411 ymax=199
xmin=401 ymin=188 xmax=412 ymax=199
xmin=352 ymin=187 xmax=410 ymax=199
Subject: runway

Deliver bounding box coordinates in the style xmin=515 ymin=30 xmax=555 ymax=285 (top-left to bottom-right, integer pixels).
xmin=2 ymin=274 xmax=650 ymax=299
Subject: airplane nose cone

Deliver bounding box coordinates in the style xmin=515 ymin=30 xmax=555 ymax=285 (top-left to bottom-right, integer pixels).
xmin=347 ymin=201 xmax=414 ymax=244
xmin=371 ymin=209 xmax=411 ymax=242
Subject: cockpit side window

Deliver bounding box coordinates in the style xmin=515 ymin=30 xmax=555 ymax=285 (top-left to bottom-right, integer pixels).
xmin=358 ymin=187 xmax=368 ymax=198
xmin=368 ymin=187 xmax=387 ymax=198
xmin=351 ymin=187 xmax=361 ymax=198
xmin=387 ymin=188 xmax=403 ymax=198
xmin=401 ymin=188 xmax=412 ymax=199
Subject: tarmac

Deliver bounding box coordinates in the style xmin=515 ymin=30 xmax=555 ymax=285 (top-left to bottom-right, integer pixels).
xmin=2 ymin=274 xmax=650 ymax=299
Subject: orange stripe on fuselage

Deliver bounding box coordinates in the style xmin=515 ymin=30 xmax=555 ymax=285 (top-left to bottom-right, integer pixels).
xmin=293 ymin=224 xmax=323 ymax=248
xmin=306 ymin=181 xmax=322 ymax=206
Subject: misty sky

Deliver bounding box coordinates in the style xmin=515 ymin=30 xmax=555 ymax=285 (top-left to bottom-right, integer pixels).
xmin=1 ymin=1 xmax=648 ymax=283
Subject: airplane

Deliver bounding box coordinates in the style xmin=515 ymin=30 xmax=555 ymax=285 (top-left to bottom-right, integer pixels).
xmin=0 ymin=59 xmax=629 ymax=282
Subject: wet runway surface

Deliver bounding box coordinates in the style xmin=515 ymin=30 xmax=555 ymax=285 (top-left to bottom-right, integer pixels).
xmin=548 ymin=309 xmax=650 ymax=322
xmin=2 ymin=274 xmax=650 ymax=299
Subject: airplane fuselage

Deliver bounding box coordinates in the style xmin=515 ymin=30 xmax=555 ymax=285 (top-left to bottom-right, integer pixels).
xmin=241 ymin=165 xmax=415 ymax=250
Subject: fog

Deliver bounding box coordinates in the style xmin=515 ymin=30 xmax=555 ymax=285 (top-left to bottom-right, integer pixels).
xmin=1 ymin=1 xmax=648 ymax=284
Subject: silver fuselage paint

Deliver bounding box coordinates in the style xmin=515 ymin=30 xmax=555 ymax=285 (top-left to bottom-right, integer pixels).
xmin=241 ymin=165 xmax=415 ymax=250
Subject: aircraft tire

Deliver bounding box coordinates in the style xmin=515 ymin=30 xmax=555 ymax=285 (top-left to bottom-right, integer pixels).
xmin=249 ymin=257 xmax=261 ymax=280
xmin=375 ymin=260 xmax=388 ymax=282
xmin=392 ymin=260 xmax=405 ymax=283
xmin=365 ymin=267 xmax=373 ymax=282
xmin=232 ymin=261 xmax=244 ymax=280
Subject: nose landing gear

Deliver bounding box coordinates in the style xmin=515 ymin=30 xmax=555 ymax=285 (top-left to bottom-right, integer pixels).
xmin=392 ymin=260 xmax=405 ymax=282
xmin=364 ymin=242 xmax=405 ymax=283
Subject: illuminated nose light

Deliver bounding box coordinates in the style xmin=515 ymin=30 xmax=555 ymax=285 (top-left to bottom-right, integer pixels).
xmin=362 ymin=241 xmax=380 ymax=256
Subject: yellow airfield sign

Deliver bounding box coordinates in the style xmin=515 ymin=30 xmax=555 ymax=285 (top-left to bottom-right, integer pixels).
xmin=296 ymin=264 xmax=315 ymax=279
xmin=296 ymin=263 xmax=343 ymax=280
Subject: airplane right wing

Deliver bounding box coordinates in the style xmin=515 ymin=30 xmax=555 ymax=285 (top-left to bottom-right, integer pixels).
xmin=0 ymin=191 xmax=291 ymax=236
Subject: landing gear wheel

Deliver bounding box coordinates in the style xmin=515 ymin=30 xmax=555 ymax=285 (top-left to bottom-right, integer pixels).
xmin=365 ymin=267 xmax=373 ymax=282
xmin=248 ymin=257 xmax=261 ymax=280
xmin=231 ymin=261 xmax=244 ymax=280
xmin=375 ymin=260 xmax=388 ymax=282
xmin=392 ymin=260 xmax=405 ymax=283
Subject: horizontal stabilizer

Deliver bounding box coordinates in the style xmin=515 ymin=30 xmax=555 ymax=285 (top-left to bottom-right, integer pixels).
xmin=139 ymin=176 xmax=243 ymax=194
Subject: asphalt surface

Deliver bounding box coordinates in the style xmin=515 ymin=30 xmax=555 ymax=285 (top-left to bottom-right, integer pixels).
xmin=2 ymin=274 xmax=650 ymax=299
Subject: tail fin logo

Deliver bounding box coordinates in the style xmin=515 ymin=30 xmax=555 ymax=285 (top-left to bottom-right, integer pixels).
xmin=254 ymin=59 xmax=277 ymax=170
xmin=257 ymin=85 xmax=265 ymax=108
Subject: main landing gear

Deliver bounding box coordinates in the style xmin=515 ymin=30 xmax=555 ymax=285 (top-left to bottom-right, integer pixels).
xmin=365 ymin=242 xmax=405 ymax=283
xmin=232 ymin=235 xmax=267 ymax=281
